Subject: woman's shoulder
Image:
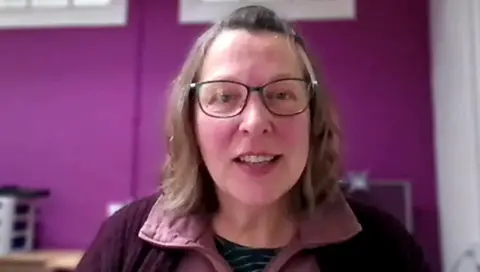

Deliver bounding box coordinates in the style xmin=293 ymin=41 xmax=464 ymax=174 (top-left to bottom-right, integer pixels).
xmin=98 ymin=193 xmax=160 ymax=236
xmin=111 ymin=193 xmax=160 ymax=224
xmin=75 ymin=194 xmax=161 ymax=271
xmin=346 ymin=199 xmax=411 ymax=239
xmin=337 ymin=199 xmax=430 ymax=271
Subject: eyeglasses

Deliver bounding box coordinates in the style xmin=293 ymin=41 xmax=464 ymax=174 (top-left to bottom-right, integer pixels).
xmin=190 ymin=78 xmax=316 ymax=118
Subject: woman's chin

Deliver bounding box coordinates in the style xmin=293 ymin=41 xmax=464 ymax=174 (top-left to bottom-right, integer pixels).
xmin=229 ymin=189 xmax=285 ymax=207
xmin=215 ymin=177 xmax=297 ymax=208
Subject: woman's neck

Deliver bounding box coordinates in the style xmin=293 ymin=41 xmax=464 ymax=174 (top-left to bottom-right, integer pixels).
xmin=212 ymin=195 xmax=296 ymax=249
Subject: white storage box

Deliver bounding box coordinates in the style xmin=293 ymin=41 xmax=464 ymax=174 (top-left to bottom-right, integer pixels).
xmin=0 ymin=187 xmax=49 ymax=256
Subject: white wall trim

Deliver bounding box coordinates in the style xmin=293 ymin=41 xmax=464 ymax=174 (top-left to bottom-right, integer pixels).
xmin=0 ymin=0 xmax=128 ymax=29
xmin=430 ymin=0 xmax=480 ymax=270
xmin=472 ymin=0 xmax=480 ymax=183
xmin=178 ymin=0 xmax=356 ymax=24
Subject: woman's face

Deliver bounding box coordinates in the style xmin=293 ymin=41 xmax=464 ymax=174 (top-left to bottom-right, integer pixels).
xmin=195 ymin=30 xmax=310 ymax=207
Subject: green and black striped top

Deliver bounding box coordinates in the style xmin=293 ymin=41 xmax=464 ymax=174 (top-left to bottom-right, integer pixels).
xmin=215 ymin=235 xmax=279 ymax=272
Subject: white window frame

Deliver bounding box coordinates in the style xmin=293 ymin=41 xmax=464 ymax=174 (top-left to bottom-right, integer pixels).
xmin=179 ymin=0 xmax=356 ymax=24
xmin=0 ymin=0 xmax=128 ymax=29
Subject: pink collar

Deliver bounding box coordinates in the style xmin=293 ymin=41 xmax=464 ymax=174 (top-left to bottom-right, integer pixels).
xmin=138 ymin=189 xmax=361 ymax=249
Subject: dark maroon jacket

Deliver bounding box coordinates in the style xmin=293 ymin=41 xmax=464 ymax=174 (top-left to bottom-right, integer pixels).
xmin=76 ymin=193 xmax=431 ymax=271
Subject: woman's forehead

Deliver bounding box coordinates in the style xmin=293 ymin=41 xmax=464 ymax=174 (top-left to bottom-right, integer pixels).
xmin=199 ymin=29 xmax=304 ymax=82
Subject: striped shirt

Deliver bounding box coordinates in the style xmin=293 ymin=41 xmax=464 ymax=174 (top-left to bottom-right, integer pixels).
xmin=214 ymin=235 xmax=279 ymax=272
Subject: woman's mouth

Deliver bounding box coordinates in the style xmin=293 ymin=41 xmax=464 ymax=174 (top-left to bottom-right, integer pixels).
xmin=233 ymin=154 xmax=282 ymax=177
xmin=234 ymin=154 xmax=282 ymax=164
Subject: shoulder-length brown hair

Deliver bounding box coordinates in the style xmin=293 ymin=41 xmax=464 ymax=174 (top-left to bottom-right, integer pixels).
xmin=161 ymin=5 xmax=342 ymax=216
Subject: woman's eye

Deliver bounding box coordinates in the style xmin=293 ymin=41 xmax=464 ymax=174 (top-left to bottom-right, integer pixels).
xmin=267 ymin=91 xmax=295 ymax=101
xmin=218 ymin=94 xmax=234 ymax=103
xmin=275 ymin=92 xmax=291 ymax=100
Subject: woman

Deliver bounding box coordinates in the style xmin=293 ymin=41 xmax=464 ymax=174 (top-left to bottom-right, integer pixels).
xmin=76 ymin=5 xmax=430 ymax=272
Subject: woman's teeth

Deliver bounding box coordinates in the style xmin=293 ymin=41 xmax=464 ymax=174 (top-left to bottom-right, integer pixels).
xmin=238 ymin=155 xmax=275 ymax=164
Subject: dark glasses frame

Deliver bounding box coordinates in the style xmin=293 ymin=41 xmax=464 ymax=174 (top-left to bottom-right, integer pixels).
xmin=190 ymin=77 xmax=318 ymax=118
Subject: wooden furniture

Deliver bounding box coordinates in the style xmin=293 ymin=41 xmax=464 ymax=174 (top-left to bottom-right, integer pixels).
xmin=0 ymin=250 xmax=83 ymax=272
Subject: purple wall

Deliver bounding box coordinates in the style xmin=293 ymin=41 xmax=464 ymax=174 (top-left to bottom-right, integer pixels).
xmin=0 ymin=0 xmax=439 ymax=270
xmin=0 ymin=2 xmax=141 ymax=250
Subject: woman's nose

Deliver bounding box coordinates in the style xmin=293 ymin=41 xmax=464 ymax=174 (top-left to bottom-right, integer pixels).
xmin=238 ymin=94 xmax=273 ymax=135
